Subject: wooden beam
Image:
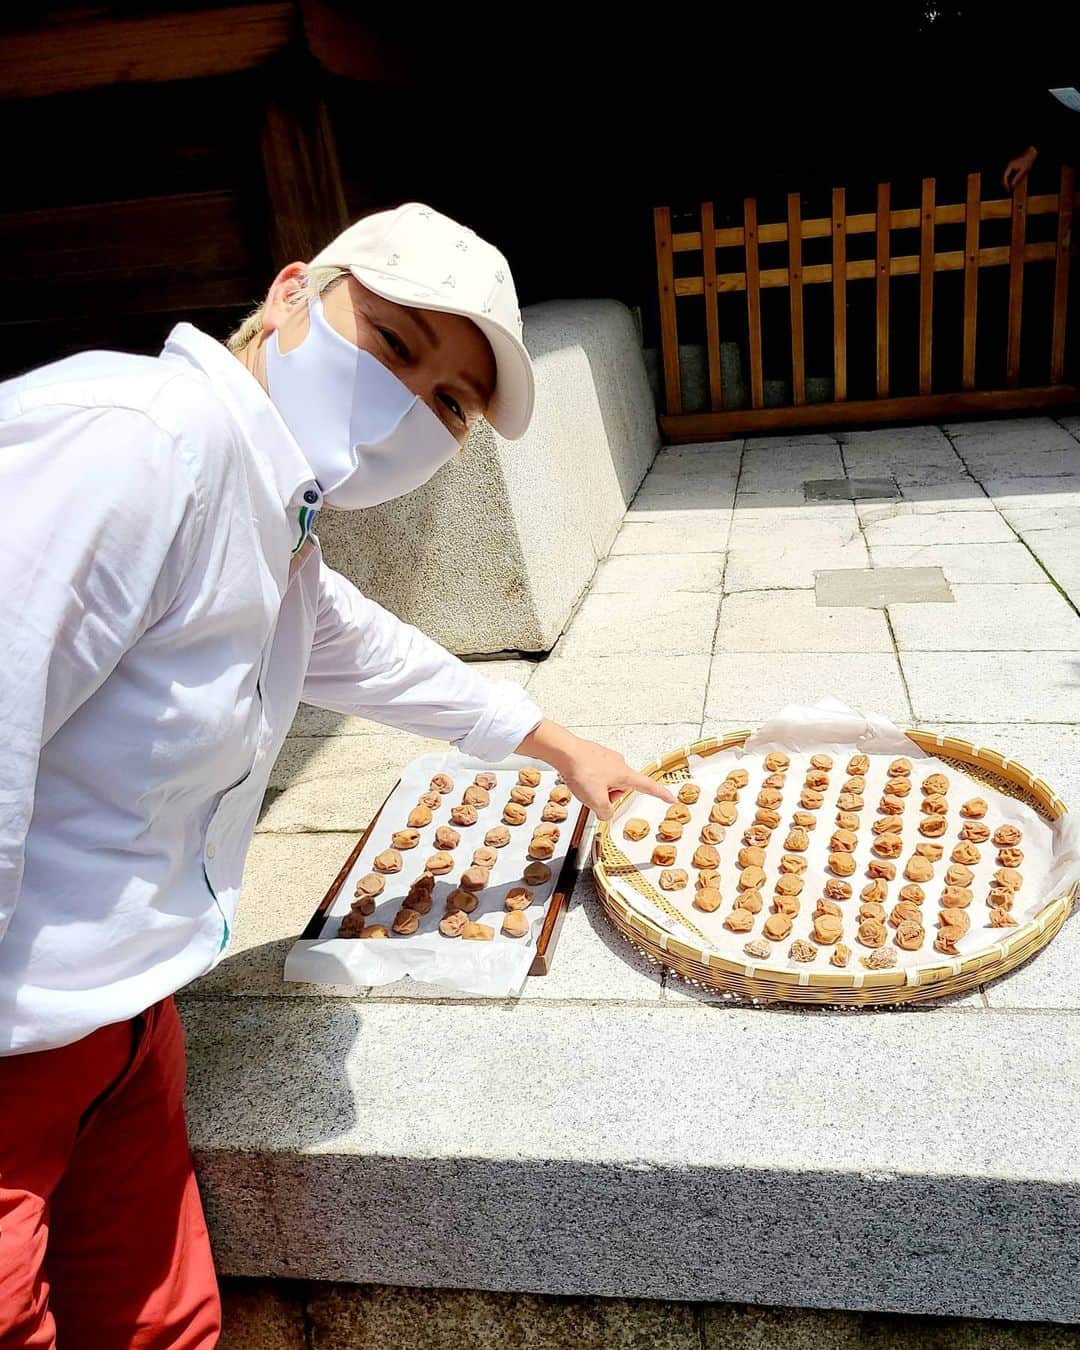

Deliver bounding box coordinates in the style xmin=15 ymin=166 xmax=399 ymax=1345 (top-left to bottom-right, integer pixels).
xmin=832 ymin=187 xmax=847 ymax=402
xmin=788 ymin=193 xmax=806 ymax=405
xmin=0 ymin=4 xmax=295 ymax=101
xmin=299 ymin=0 xmax=407 ymax=87
xmin=670 ymin=191 xmax=1080 ymax=252
xmin=0 ymin=190 xmax=261 ymax=319
xmin=962 ymin=172 xmax=980 ymax=390
xmin=744 ymin=197 xmax=764 ymax=409
xmin=659 ymin=386 xmax=1080 ymax=442
xmin=875 ymin=182 xmax=891 ymax=398
xmin=700 ymin=202 xmax=723 ymax=411
xmin=671 ymin=239 xmax=1067 ymax=298
xmin=653 ymin=207 xmax=682 ymax=416
xmin=261 ymin=55 xmax=350 ymax=266
xmin=1051 ymin=164 xmax=1075 ymax=386
xmin=1006 ymin=176 xmax=1028 ymax=387
xmin=918 ymin=177 xmax=935 ymax=396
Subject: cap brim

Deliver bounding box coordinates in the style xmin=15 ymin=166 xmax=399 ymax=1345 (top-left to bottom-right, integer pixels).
xmin=345 ymin=265 xmax=535 ymax=440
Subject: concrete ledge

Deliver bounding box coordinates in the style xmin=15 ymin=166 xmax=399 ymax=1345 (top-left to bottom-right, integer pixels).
xmin=182 ymin=992 xmax=1080 ymax=1323
xmin=315 ymin=299 xmax=660 ymax=655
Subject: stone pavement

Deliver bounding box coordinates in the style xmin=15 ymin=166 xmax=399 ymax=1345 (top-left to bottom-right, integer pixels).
xmin=183 ymin=414 xmax=1080 ymax=1331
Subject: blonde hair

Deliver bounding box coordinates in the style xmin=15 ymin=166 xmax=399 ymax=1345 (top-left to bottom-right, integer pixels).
xmin=225 ymin=265 xmax=351 ymax=355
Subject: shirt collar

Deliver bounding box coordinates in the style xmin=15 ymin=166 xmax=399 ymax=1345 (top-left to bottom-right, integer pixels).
xmin=159 ymin=323 xmax=322 ymax=550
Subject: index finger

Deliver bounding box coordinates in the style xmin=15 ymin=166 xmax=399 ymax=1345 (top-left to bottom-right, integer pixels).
xmin=620 ymin=770 xmax=676 ymax=805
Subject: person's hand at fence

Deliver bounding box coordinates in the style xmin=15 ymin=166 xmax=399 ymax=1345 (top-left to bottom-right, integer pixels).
xmin=1003 ymin=145 xmax=1038 ymax=192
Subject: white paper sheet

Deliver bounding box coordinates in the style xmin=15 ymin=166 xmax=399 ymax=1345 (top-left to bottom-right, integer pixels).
xmin=285 ymin=750 xmax=578 ymax=996
xmin=608 ymin=699 xmax=1080 ymax=974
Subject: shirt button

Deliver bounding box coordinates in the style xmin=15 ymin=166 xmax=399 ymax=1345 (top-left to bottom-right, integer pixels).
xmin=206 ymin=842 xmax=217 ymax=859
xmin=303 ymin=489 xmax=319 ymax=505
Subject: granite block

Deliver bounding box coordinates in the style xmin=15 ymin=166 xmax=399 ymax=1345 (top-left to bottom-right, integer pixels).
xmin=260 ymin=733 xmax=443 ymax=834
xmin=527 ymin=654 xmax=710 ymax=725
xmin=862 ymin=511 xmax=1014 ymax=547
xmin=714 ymin=589 xmax=894 ymax=652
xmin=609 ymin=515 xmax=731 ymax=556
xmin=944 ymin=416 xmax=1077 ymax=455
xmin=306 ymin=1284 xmax=700 ymax=1350
xmin=889 ymin=583 xmax=1080 ymax=651
xmin=589 ymin=553 xmax=725 ymax=594
xmin=219 ymin=1279 xmax=307 ymax=1350
xmin=558 ymin=591 xmax=720 ymax=656
xmin=705 ymin=652 xmax=909 ymax=723
xmin=868 ymin=543 xmax=1047 ymax=585
xmin=901 ymin=653 xmax=1080 ymax=723
xmin=183 ymin=999 xmax=1080 ymax=1318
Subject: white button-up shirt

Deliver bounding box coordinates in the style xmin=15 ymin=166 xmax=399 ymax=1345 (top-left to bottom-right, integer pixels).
xmin=0 ymin=324 xmax=543 ymax=1054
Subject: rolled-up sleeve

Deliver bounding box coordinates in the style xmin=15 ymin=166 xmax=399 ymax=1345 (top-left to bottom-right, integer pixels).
xmin=302 ymin=562 xmax=543 ymax=761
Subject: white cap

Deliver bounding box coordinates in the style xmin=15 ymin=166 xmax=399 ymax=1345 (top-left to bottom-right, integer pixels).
xmin=309 ymin=202 xmax=535 ymax=440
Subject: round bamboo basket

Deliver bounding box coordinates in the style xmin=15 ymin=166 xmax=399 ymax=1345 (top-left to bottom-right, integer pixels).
xmin=592 ymin=730 xmax=1076 ymax=1006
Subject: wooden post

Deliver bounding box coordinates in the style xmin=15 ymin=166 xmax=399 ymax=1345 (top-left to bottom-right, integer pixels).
xmin=918 ymin=177 xmax=935 ymax=396
xmin=261 ymin=51 xmax=349 ymax=267
xmin=962 ymin=172 xmax=980 ymax=391
xmin=876 ymin=182 xmax=891 ymax=398
xmin=701 ymin=201 xmax=723 ymax=411
xmin=744 ymin=197 xmax=764 ymax=409
xmin=653 ymin=206 xmax=682 ymax=416
xmin=788 ymin=193 xmax=806 ymax=405
xmin=1006 ymin=175 xmax=1028 ymax=387
xmin=1051 ymin=163 xmax=1074 ymax=385
xmin=832 ymin=187 xmax=847 ymax=402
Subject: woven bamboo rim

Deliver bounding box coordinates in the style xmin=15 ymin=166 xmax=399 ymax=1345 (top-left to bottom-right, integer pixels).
xmin=592 ymin=730 xmax=1076 ymax=1006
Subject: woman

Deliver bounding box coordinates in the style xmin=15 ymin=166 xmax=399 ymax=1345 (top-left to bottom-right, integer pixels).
xmin=0 ymin=201 xmax=670 ymax=1347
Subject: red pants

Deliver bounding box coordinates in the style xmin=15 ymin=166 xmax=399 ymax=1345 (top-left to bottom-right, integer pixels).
xmin=0 ymin=997 xmax=221 ymax=1348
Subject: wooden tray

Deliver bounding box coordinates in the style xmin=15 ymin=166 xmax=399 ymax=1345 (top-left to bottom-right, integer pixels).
xmin=592 ymin=729 xmax=1077 ymax=1006
xmin=302 ymin=779 xmax=589 ymax=976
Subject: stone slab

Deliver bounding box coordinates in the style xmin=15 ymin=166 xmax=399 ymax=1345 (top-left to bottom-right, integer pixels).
xmin=724 ymin=518 xmax=868 ymax=591
xmin=892 ymin=481 xmax=994 ymax=512
xmin=316 ymin=299 xmax=659 ymax=654
xmin=862 ymin=511 xmax=1014 ymax=547
xmin=804 ymin=477 xmax=899 ymax=501
xmin=562 ymin=722 xmax=703 ymax=769
xmin=705 ymin=652 xmax=909 ymax=723
xmin=815 ymin=567 xmax=953 ymax=607
xmin=1021 ymin=530 xmax=1080 ymax=597
xmin=901 ymin=652 xmax=1080 ymax=723
xmin=943 ymin=415 xmax=1078 ymax=454
xmin=889 ymin=583 xmax=1080 ymax=651
xmin=868 ymin=544 xmax=1048 ymax=586
xmin=219 ymin=1280 xmax=307 ymax=1350
xmin=557 ymin=590 xmax=719 ymax=657
xmin=259 ymin=732 xmax=442 ymax=834
xmin=702 ymin=1303 xmax=1080 ymax=1348
xmin=589 ymin=553 xmax=725 ymax=595
xmin=306 ymin=1284 xmax=701 ymax=1350
xmin=980 ymin=479 xmax=1080 ymax=512
xmin=182 ymin=998 xmax=1080 ymax=1320
xmin=527 ymin=654 xmax=709 ymax=726
xmin=714 ymin=589 xmax=894 ymax=652
xmin=609 ymin=515 xmax=730 ymax=556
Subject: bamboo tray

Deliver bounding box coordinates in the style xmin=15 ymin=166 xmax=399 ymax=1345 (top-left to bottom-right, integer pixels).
xmin=592 ymin=730 xmax=1077 ymax=1006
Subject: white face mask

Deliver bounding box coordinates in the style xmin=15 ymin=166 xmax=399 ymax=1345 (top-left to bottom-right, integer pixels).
xmin=264 ymin=295 xmax=460 ymax=509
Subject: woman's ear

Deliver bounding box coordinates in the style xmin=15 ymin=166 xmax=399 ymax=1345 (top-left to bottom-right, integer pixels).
xmin=261 ymin=262 xmax=309 ymax=338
